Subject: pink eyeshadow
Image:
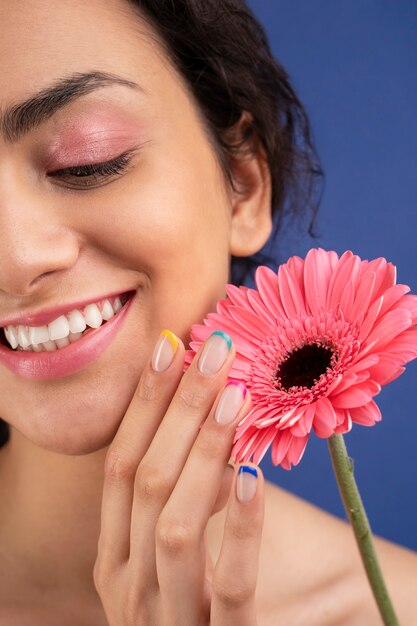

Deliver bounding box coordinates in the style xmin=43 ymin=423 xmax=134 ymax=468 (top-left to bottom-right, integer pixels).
xmin=45 ymin=112 xmax=143 ymax=168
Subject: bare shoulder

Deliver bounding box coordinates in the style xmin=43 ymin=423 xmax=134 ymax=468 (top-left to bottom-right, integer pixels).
xmin=256 ymin=479 xmax=417 ymax=625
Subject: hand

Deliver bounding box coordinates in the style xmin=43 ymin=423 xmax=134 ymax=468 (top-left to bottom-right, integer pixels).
xmin=93 ymin=329 xmax=265 ymax=625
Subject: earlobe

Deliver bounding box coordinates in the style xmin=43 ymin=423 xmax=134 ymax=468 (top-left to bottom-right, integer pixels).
xmin=228 ymin=114 xmax=273 ymax=257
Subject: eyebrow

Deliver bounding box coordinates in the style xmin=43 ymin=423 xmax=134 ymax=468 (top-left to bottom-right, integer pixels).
xmin=0 ymin=70 xmax=143 ymax=144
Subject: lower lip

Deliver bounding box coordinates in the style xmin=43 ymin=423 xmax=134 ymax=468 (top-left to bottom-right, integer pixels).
xmin=0 ymin=293 xmax=136 ymax=381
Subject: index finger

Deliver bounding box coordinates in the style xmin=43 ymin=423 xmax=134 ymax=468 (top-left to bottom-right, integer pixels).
xmin=98 ymin=330 xmax=185 ymax=566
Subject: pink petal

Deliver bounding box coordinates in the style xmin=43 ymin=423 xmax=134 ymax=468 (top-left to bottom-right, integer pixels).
xmin=246 ymin=289 xmax=277 ymax=325
xmin=271 ymin=428 xmax=292 ymax=465
xmin=330 ymin=380 xmax=381 ymax=408
xmin=225 ymin=284 xmax=251 ymax=307
xmin=383 ymin=328 xmax=417 ymax=362
xmin=184 ymin=349 xmax=195 ymax=369
xmin=327 ymin=252 xmax=361 ymax=311
xmin=365 ymin=309 xmax=412 ymax=350
xmin=229 ymin=353 xmax=254 ymax=372
xmin=286 ymin=255 xmax=306 ymax=287
xmin=312 ymin=397 xmax=337 ymax=438
xmin=254 ymin=266 xmax=286 ymax=320
xmin=334 ymin=410 xmax=353 ymax=433
xmin=195 ymin=328 xmax=256 ymax=361
xmin=347 ymin=354 xmax=380 ymax=374
xmin=251 ymin=428 xmax=278 ymax=465
xmin=397 ymin=294 xmax=417 ymax=323
xmin=228 ymin=306 xmax=273 ymax=340
xmin=339 ymin=280 xmax=355 ymax=321
xmin=385 ymin=366 xmax=405 ymax=384
xmin=367 ymin=257 xmax=389 ymax=300
xmin=357 ymin=296 xmax=383 ymax=343
xmin=274 ymin=406 xmax=300 ymax=427
xmin=377 ymin=284 xmax=410 ymax=318
xmin=190 ymin=324 xmax=215 ymax=343
xmin=290 ymin=404 xmax=315 ymax=437
xmin=231 ymin=428 xmax=259 ymax=461
xmin=328 ymin=372 xmax=358 ymax=396
xmin=350 ymin=269 xmax=376 ymax=322
xmin=235 ymin=406 xmax=271 ymax=438
xmin=303 ymin=248 xmax=332 ymax=315
xmin=371 ymin=259 xmax=396 ymax=299
xmin=284 ymin=434 xmax=309 ymax=467
xmin=204 ymin=312 xmax=262 ymax=352
xmin=278 ymin=264 xmax=307 ymax=318
xmin=368 ymin=356 xmax=403 ymax=385
xmin=349 ymin=400 xmax=382 ymax=426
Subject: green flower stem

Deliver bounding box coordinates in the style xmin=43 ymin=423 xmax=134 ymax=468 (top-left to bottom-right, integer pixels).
xmin=327 ymin=433 xmax=399 ymax=626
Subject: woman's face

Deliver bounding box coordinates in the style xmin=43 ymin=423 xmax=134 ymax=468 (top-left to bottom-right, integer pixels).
xmin=0 ymin=0 xmax=269 ymax=455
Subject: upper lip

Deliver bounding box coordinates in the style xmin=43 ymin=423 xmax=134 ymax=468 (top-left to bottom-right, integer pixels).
xmin=0 ymin=290 xmax=133 ymax=328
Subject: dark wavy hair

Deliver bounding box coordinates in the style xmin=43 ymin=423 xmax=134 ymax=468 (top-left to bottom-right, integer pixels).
xmin=128 ymin=0 xmax=323 ymax=284
xmin=0 ymin=0 xmax=322 ymax=448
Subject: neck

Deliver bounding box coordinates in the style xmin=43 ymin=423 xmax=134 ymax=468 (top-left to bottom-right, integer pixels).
xmin=0 ymin=426 xmax=108 ymax=603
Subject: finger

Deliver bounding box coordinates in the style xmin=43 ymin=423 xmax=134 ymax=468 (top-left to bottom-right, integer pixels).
xmin=129 ymin=331 xmax=235 ymax=583
xmin=211 ymin=462 xmax=265 ymax=626
xmin=212 ymin=462 xmax=235 ymax=516
xmin=98 ymin=330 xmax=184 ymax=568
xmin=155 ymin=382 xmax=251 ymax=624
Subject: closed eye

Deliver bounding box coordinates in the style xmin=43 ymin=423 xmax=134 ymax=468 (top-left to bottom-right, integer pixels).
xmin=47 ymin=149 xmax=137 ymax=189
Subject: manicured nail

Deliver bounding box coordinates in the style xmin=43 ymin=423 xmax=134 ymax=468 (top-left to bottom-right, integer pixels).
xmin=214 ymin=381 xmax=247 ymax=425
xmin=237 ymin=465 xmax=258 ymax=503
xmin=151 ymin=330 xmax=179 ymax=372
xmin=198 ymin=331 xmax=232 ymax=375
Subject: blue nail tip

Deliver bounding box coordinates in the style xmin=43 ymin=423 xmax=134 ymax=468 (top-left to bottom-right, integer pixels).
xmin=238 ymin=465 xmax=258 ymax=478
xmin=211 ymin=330 xmax=232 ymax=350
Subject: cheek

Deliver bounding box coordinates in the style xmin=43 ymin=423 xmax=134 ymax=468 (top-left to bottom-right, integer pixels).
xmin=80 ymin=181 xmax=230 ymax=336
xmin=79 ymin=160 xmax=231 ymax=282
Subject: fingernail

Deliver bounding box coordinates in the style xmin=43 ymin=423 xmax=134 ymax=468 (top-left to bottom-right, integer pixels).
xmin=198 ymin=331 xmax=232 ymax=375
xmin=237 ymin=465 xmax=258 ymax=503
xmin=151 ymin=330 xmax=179 ymax=372
xmin=214 ymin=381 xmax=247 ymax=425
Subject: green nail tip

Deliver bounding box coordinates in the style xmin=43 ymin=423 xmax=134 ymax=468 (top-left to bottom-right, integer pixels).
xmin=211 ymin=330 xmax=232 ymax=350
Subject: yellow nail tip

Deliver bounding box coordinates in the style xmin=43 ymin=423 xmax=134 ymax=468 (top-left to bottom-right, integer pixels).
xmin=160 ymin=329 xmax=179 ymax=352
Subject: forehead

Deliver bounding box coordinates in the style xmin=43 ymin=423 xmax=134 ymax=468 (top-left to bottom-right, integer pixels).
xmin=0 ymin=0 xmax=171 ymax=103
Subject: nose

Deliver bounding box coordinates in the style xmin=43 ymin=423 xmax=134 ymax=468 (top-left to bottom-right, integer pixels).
xmin=0 ymin=178 xmax=79 ymax=297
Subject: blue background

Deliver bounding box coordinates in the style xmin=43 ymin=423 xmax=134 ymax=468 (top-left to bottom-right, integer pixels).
xmin=246 ymin=0 xmax=417 ymax=551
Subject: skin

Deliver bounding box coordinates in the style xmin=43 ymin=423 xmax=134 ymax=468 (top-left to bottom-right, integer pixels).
xmin=0 ymin=1 xmax=416 ymax=624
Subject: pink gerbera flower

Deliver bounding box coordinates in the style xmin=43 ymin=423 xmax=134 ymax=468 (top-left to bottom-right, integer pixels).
xmin=185 ymin=249 xmax=417 ymax=469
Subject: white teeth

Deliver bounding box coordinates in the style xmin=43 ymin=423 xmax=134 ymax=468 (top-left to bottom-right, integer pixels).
xmin=101 ymin=299 xmax=115 ymax=321
xmin=4 ymin=327 xmax=18 ymax=349
xmin=83 ymin=303 xmax=103 ymax=328
xmin=55 ymin=336 xmax=70 ymax=348
xmin=29 ymin=325 xmax=49 ymax=345
xmin=48 ymin=315 xmax=70 ymax=341
xmin=69 ymin=332 xmax=83 ymax=343
xmin=17 ymin=326 xmax=31 ymax=349
xmin=2 ymin=293 xmax=129 ymax=351
xmin=68 ymin=310 xmax=87 ymax=334
xmin=43 ymin=340 xmax=58 ymax=352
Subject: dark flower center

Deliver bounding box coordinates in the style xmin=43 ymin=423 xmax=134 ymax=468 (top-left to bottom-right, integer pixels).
xmin=275 ymin=342 xmax=335 ymax=391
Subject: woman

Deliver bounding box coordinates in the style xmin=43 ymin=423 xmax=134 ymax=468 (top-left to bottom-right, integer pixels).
xmin=0 ymin=1 xmax=415 ymax=624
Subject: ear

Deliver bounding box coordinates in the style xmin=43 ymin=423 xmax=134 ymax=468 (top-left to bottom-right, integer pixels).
xmin=227 ymin=112 xmax=273 ymax=257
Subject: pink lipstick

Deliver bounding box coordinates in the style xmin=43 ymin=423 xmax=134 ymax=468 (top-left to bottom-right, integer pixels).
xmin=0 ymin=292 xmax=136 ymax=381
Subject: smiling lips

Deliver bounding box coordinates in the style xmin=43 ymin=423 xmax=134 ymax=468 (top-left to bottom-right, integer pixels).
xmin=0 ymin=291 xmax=136 ymax=380
xmin=2 ymin=293 xmax=130 ymax=352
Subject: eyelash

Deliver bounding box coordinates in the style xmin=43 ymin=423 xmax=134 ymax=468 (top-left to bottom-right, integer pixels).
xmin=47 ymin=150 xmax=135 ymax=189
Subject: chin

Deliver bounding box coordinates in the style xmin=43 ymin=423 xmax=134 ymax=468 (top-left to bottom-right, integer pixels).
xmin=35 ymin=420 xmax=119 ymax=456
xmin=3 ymin=391 xmax=131 ymax=456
